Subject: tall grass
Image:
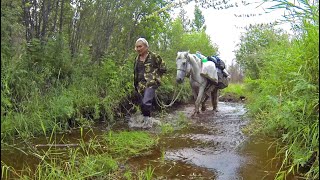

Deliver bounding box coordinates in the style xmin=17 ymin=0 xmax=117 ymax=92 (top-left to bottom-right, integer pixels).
xmin=0 ymin=53 xmax=131 ymax=141
xmin=1 ymin=130 xmax=158 ymax=179
xmin=242 ymin=0 xmax=319 ymax=179
xmin=104 ymin=131 xmax=158 ymax=157
xmin=1 ymin=38 xmax=189 ymax=143
xmin=220 ymin=83 xmax=247 ymax=97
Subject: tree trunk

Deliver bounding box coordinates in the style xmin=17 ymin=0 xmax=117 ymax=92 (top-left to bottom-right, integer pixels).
xmin=22 ymin=0 xmax=32 ymax=41
xmin=49 ymin=0 xmax=59 ymax=37
xmin=59 ymin=0 xmax=64 ymax=33
xmin=40 ymin=0 xmax=52 ymax=41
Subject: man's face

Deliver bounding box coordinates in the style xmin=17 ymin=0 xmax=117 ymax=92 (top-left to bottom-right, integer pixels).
xmin=135 ymin=41 xmax=148 ymax=55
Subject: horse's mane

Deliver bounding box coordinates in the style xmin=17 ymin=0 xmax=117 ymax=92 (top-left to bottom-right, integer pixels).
xmin=177 ymin=51 xmax=201 ymax=64
xmin=177 ymin=51 xmax=202 ymax=69
xmin=176 ymin=51 xmax=187 ymax=59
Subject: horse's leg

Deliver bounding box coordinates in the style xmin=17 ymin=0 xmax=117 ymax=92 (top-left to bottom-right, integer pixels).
xmin=192 ymin=88 xmax=198 ymax=101
xmin=190 ymin=81 xmax=198 ymax=100
xmin=202 ymin=83 xmax=215 ymax=111
xmin=211 ymin=88 xmax=219 ymax=111
xmin=193 ymin=85 xmax=206 ymax=116
xmin=201 ymin=93 xmax=209 ymax=111
xmin=191 ymin=87 xmax=199 ymax=116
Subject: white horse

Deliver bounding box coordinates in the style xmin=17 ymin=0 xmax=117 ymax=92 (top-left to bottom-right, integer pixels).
xmin=176 ymin=51 xmax=219 ymax=116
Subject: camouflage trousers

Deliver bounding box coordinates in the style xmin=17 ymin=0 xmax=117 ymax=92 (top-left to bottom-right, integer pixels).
xmin=139 ymin=87 xmax=156 ymax=117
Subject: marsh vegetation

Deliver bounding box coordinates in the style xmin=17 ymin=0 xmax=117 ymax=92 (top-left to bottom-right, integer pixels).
xmin=1 ymin=0 xmax=318 ymax=179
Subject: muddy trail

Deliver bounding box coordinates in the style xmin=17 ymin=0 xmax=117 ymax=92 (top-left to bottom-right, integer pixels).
xmin=1 ymin=101 xmax=283 ymax=180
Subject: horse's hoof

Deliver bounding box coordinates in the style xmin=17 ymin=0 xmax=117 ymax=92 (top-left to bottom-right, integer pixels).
xmin=212 ymin=109 xmax=218 ymax=112
xmin=191 ymin=111 xmax=199 ymax=117
xmin=201 ymin=106 xmax=207 ymax=111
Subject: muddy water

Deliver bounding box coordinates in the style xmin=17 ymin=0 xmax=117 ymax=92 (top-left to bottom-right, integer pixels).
xmin=164 ymin=102 xmax=249 ymax=180
xmin=126 ymin=102 xmax=281 ymax=180
xmin=1 ymin=102 xmax=282 ymax=179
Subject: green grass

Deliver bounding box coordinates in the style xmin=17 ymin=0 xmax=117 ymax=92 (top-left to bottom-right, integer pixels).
xmin=104 ymin=131 xmax=158 ymax=157
xmin=237 ymin=2 xmax=319 ymax=178
xmin=1 ymin=130 xmax=159 ymax=180
xmin=220 ymin=83 xmax=247 ymax=97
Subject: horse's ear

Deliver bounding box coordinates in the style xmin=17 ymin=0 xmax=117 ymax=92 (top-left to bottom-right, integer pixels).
xmin=184 ymin=52 xmax=190 ymax=60
xmin=184 ymin=52 xmax=188 ymax=59
xmin=186 ymin=50 xmax=190 ymax=58
xmin=177 ymin=52 xmax=181 ymax=59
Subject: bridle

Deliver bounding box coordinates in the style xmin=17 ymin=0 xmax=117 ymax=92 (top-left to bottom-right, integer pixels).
xmin=176 ymin=57 xmax=190 ymax=77
xmin=177 ymin=68 xmax=186 ymax=72
xmin=177 ymin=56 xmax=204 ymax=86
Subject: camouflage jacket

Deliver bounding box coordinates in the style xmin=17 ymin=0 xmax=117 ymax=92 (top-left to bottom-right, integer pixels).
xmin=134 ymin=51 xmax=167 ymax=93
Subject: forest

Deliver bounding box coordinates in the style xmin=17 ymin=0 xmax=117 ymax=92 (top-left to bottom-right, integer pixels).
xmin=1 ymin=0 xmax=318 ymax=179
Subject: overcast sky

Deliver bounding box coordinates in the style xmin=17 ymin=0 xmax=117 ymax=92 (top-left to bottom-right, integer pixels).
xmin=174 ymin=0 xmax=292 ymax=66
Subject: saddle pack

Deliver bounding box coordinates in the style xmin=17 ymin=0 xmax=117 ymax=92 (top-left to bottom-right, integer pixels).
xmin=207 ymin=56 xmax=229 ymax=89
xmin=207 ymin=56 xmax=225 ymax=70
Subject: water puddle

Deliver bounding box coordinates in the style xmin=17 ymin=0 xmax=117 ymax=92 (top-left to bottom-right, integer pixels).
xmin=1 ymin=102 xmax=283 ymax=179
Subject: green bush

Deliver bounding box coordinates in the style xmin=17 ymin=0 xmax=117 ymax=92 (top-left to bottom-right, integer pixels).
xmin=239 ymin=1 xmax=319 ymax=178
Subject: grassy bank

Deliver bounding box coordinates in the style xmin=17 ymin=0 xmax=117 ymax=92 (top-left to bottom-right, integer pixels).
xmin=1 ymin=130 xmax=159 ymax=179
xmin=234 ymin=0 xmax=319 ymax=179
xmin=220 ymin=83 xmax=247 ymax=102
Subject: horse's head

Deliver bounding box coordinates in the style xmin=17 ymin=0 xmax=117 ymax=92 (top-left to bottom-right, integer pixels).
xmin=176 ymin=51 xmax=190 ymax=84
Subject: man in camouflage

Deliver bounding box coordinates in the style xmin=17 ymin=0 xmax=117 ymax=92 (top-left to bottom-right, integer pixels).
xmin=133 ymin=38 xmax=166 ymax=128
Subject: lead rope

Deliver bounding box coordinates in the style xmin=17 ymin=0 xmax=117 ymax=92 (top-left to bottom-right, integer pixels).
xmin=155 ymin=84 xmax=184 ymax=108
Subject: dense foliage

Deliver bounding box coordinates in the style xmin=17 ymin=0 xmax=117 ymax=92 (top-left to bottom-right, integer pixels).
xmin=2 ymin=0 xmax=318 ymax=179
xmin=1 ymin=0 xmax=218 ymax=141
xmin=235 ymin=0 xmax=319 ymax=179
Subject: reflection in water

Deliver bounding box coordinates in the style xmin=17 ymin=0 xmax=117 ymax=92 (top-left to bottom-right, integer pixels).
xmin=158 ymin=102 xmax=280 ymax=180
xmin=166 ymin=148 xmax=245 ymax=180
xmin=1 ymin=102 xmax=283 ymax=180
